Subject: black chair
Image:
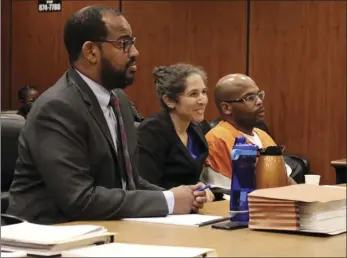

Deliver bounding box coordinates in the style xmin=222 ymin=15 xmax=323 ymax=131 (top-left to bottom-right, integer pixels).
xmin=285 ymin=154 xmax=310 ymax=184
xmin=204 ymin=119 xmax=310 ymax=183
xmin=1 ymin=214 xmax=25 ymax=225
xmin=1 ymin=114 xmax=25 ymax=213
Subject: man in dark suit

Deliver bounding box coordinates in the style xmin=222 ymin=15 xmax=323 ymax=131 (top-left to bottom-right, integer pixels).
xmin=7 ymin=6 xmax=206 ymax=224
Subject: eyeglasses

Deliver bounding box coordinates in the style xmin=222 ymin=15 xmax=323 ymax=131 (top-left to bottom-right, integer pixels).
xmin=223 ymin=90 xmax=265 ymax=107
xmin=91 ymin=37 xmax=136 ymax=53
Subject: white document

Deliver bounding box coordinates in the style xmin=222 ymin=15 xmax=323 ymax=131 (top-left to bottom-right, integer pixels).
xmin=62 ymin=243 xmax=217 ymax=257
xmin=1 ymin=222 xmax=106 ymax=245
xmin=0 ymin=251 xmax=27 ymax=258
xmin=122 ymin=214 xmax=228 ymax=227
xmin=322 ymin=185 xmax=345 ymax=188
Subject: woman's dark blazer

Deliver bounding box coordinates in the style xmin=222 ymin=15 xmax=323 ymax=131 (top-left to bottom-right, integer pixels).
xmin=137 ymin=111 xmax=209 ymax=190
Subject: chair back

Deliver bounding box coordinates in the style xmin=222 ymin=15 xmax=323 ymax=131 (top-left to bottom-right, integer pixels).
xmin=1 ymin=114 xmax=25 ymax=191
xmin=1 ymin=110 xmax=19 ymax=115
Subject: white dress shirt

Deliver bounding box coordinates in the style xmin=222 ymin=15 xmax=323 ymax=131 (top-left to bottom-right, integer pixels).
xmin=76 ymin=70 xmax=174 ymax=214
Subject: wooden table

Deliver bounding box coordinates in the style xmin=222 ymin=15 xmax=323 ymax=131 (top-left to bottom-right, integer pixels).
xmin=331 ymin=158 xmax=346 ymax=184
xmin=63 ymin=201 xmax=346 ymax=257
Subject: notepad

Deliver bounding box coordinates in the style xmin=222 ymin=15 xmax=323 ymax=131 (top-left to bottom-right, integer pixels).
xmin=1 ymin=222 xmax=114 ymax=256
xmin=0 ymin=251 xmax=27 ymax=258
xmin=223 ymin=194 xmax=230 ymax=200
xmin=1 ymin=222 xmax=107 ymax=245
xmin=61 ymin=243 xmax=217 ymax=257
xmin=122 ymin=214 xmax=229 ymax=227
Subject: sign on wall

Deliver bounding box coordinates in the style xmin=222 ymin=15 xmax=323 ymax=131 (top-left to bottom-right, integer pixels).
xmin=38 ymin=0 xmax=62 ymax=12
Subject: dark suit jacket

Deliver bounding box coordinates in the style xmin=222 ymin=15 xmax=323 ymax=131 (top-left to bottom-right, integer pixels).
xmin=137 ymin=111 xmax=209 ymax=189
xmin=7 ymin=69 xmax=168 ymax=224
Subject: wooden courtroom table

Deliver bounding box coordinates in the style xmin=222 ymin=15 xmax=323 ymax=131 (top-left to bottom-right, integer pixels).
xmin=331 ymin=158 xmax=347 ymax=184
xmin=63 ymin=200 xmax=346 ymax=257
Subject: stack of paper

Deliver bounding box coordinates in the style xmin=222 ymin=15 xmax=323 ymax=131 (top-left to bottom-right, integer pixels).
xmin=61 ymin=243 xmax=217 ymax=257
xmin=122 ymin=214 xmax=229 ymax=227
xmin=248 ymin=184 xmax=346 ymax=235
xmin=0 ymin=251 xmax=27 ymax=258
xmin=1 ymin=221 xmax=115 ymax=256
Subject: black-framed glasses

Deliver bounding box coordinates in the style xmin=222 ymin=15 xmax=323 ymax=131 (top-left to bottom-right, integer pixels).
xmin=223 ymin=90 xmax=265 ymax=106
xmin=91 ymin=37 xmax=136 ymax=53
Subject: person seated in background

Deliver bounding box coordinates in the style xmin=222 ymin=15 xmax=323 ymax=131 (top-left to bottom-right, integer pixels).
xmin=202 ymin=73 xmax=296 ymax=188
xmin=138 ymin=63 xmax=215 ymax=202
xmin=17 ymin=85 xmax=39 ymax=119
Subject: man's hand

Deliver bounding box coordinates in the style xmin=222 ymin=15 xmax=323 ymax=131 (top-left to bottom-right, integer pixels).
xmin=205 ymin=188 xmax=215 ymax=202
xmin=191 ymin=183 xmax=208 ymax=213
xmin=170 ymin=186 xmax=195 ymax=214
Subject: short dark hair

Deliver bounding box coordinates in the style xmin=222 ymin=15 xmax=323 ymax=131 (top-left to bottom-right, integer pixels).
xmin=63 ymin=6 xmax=121 ymax=64
xmin=18 ymin=85 xmax=38 ymax=101
xmin=153 ymin=63 xmax=207 ymax=111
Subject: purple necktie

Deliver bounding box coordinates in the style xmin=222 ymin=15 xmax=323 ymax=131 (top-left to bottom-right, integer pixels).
xmin=109 ymin=93 xmax=134 ymax=189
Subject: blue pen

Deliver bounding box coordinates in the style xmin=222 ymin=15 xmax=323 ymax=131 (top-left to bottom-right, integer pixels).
xmin=197 ymin=184 xmax=212 ymax=192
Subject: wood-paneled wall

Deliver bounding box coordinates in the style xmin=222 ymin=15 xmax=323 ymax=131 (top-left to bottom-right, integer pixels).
xmin=249 ymin=1 xmax=346 ymax=184
xmin=7 ymin=0 xmax=120 ymax=109
xmin=1 ymin=0 xmax=11 ymax=108
xmin=121 ymin=1 xmax=246 ymax=119
xmin=1 ymin=0 xmax=346 ymax=184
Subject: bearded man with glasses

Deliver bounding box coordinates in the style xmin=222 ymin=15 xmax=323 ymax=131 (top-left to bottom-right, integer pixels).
xmin=7 ymin=5 xmax=206 ymax=224
xmin=201 ymin=74 xmax=296 ymax=188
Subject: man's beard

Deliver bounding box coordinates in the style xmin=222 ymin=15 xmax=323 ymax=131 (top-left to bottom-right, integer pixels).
xmin=100 ymin=55 xmax=136 ymax=91
xmin=233 ymin=114 xmax=259 ymax=129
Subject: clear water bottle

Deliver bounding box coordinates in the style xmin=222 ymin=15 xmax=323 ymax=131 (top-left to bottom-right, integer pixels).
xmin=230 ymin=136 xmax=258 ymax=222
